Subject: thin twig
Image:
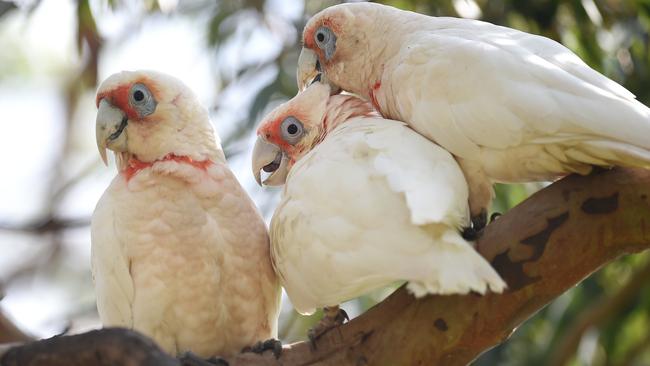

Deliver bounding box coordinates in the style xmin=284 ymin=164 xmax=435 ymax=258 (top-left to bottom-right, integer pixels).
xmin=549 ymin=261 xmax=650 ymax=366
xmin=0 ymin=217 xmax=90 ymax=234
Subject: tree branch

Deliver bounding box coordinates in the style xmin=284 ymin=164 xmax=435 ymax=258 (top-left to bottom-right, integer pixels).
xmin=2 ymin=167 xmax=649 ymax=366
xmin=225 ymin=167 xmax=650 ymax=366
xmin=0 ymin=329 xmax=177 ymax=366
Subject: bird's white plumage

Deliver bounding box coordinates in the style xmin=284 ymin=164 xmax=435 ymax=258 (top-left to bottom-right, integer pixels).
xmin=381 ymin=16 xmax=650 ymax=181
xmin=303 ymin=3 xmax=650 ymax=218
xmin=92 ymin=71 xmax=280 ymax=357
xmin=270 ymin=116 xmax=505 ymax=315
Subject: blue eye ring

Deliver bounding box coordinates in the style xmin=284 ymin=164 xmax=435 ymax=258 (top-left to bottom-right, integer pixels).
xmin=314 ymin=26 xmax=336 ymax=61
xmin=129 ymin=83 xmax=157 ymax=117
xmin=281 ymin=116 xmax=304 ymax=145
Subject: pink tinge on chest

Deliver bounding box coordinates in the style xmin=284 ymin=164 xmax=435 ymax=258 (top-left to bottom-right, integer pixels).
xmin=123 ymin=154 xmax=213 ymax=182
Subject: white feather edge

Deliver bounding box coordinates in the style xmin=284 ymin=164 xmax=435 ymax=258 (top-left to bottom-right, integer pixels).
xmin=359 ymin=119 xmax=507 ymax=295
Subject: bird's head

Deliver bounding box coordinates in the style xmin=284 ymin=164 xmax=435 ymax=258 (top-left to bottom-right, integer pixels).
xmin=297 ymin=3 xmax=388 ymax=94
xmin=95 ymin=70 xmax=222 ymax=170
xmin=252 ymin=82 xmax=331 ymax=186
xmin=252 ymin=81 xmax=379 ymax=186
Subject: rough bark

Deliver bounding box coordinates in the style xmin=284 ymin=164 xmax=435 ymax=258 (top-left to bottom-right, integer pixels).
xmin=2 ymin=167 xmax=649 ymax=366
xmin=0 ymin=329 xmax=177 ymax=366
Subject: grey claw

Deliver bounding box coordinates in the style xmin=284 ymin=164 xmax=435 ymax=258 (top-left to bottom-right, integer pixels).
xmin=179 ymin=352 xmax=229 ymax=366
xmin=242 ymin=338 xmax=282 ymax=359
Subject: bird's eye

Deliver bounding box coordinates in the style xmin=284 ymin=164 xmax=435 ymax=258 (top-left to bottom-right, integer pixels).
xmin=129 ymin=83 xmax=156 ymax=117
xmin=280 ymin=116 xmax=304 ymax=145
xmin=314 ymin=26 xmax=336 ymax=60
xmin=133 ymin=90 xmax=145 ymax=102
xmin=315 ymin=27 xmax=330 ymax=45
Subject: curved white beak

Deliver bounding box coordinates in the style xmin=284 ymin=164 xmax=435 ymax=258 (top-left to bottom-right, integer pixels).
xmin=96 ymin=99 xmax=128 ymax=165
xmin=252 ymin=136 xmax=290 ymax=186
xmin=297 ymin=47 xmax=341 ymax=94
xmin=297 ymin=48 xmax=320 ymax=92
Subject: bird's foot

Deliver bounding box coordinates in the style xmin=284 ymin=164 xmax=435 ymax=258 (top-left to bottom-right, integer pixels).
xmin=308 ymin=305 xmax=349 ymax=350
xmin=462 ymin=210 xmax=501 ymax=241
xmin=179 ymin=352 xmax=229 ymax=366
xmin=461 ymin=226 xmax=479 ymax=241
xmin=471 ymin=209 xmax=488 ymax=232
xmin=490 ymin=212 xmax=502 ymax=222
xmin=241 ymin=338 xmax=282 ymax=359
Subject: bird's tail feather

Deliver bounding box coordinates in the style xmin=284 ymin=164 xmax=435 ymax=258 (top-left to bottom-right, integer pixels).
xmin=406 ymin=231 xmax=506 ymax=297
xmin=572 ymin=140 xmax=650 ymax=170
xmin=541 ymin=139 xmax=650 ymax=176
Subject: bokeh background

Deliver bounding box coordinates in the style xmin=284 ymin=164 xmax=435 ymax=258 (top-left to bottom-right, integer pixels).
xmin=0 ymin=0 xmax=649 ymax=365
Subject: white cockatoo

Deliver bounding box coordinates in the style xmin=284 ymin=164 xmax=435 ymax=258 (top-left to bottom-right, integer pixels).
xmin=251 ymin=82 xmax=505 ymax=322
xmin=296 ymin=2 xmax=650 ymax=230
xmin=92 ymin=70 xmax=281 ymax=358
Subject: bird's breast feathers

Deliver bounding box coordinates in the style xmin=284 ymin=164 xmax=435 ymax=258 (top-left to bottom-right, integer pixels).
xmin=93 ymin=157 xmax=279 ymax=356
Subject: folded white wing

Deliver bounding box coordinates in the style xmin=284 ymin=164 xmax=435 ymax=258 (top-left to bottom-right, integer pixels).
xmin=270 ymin=116 xmax=505 ymax=315
xmin=389 ymin=18 xmax=650 ymax=170
xmin=91 ymin=186 xmax=134 ymax=327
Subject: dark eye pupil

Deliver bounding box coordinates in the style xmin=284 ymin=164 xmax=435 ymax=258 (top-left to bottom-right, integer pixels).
xmin=287 ymin=123 xmax=298 ymax=135
xmin=133 ymin=90 xmax=145 ymax=102
xmin=316 ymin=32 xmax=325 ymax=42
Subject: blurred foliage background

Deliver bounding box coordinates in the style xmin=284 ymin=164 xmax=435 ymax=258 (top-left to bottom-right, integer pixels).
xmin=0 ymin=0 xmax=649 ymax=365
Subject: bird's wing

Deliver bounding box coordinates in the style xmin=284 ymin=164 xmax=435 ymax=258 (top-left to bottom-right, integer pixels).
xmin=389 ymin=22 xmax=650 ymax=159
xmin=302 ymin=116 xmax=469 ymax=229
xmin=271 ymin=117 xmax=503 ymax=314
xmin=91 ymin=188 xmax=134 ymax=327
xmin=360 ymin=118 xmax=469 ymax=227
